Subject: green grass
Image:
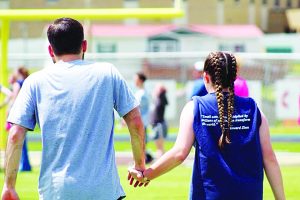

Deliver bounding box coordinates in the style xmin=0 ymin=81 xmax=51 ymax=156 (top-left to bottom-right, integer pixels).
xmin=0 ymin=165 xmax=299 ymax=199
xmin=270 ymin=126 xmax=300 ymax=134
xmin=271 ymin=142 xmax=300 ymax=152
xmin=27 ymin=140 xmax=300 ymax=153
xmin=27 ymin=124 xmax=300 ymax=152
xmin=114 ymin=125 xmax=300 ymax=136
xmin=31 ymin=125 xmax=300 ymax=136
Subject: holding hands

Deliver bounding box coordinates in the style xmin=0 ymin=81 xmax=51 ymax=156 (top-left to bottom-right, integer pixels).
xmin=1 ymin=186 xmax=20 ymax=200
xmin=127 ymin=167 xmax=150 ymax=187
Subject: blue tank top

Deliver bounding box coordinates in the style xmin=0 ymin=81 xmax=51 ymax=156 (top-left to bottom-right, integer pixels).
xmin=191 ymin=93 xmax=263 ymax=200
xmin=17 ymin=80 xmax=24 ymax=88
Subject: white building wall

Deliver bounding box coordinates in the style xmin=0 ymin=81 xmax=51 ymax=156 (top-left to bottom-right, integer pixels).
xmin=262 ymin=34 xmax=300 ymax=52
xmin=179 ymin=35 xmax=218 ymax=52
xmin=217 ymin=38 xmax=262 ymax=52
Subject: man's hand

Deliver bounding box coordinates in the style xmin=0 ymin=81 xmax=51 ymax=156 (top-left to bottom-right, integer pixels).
xmin=1 ymin=186 xmax=19 ymax=200
xmin=127 ymin=167 xmax=150 ymax=187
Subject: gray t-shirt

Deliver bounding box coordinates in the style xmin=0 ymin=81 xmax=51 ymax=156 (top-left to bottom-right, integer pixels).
xmin=8 ymin=60 xmax=138 ymax=200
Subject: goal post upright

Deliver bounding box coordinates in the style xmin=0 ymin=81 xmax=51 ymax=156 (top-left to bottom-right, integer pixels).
xmin=0 ymin=19 xmax=10 ymax=150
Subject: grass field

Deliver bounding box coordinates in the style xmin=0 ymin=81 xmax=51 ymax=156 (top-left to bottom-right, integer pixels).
xmin=27 ymin=140 xmax=300 ymax=153
xmin=0 ymin=165 xmax=299 ymax=200
xmin=2 ymin=126 xmax=299 ymax=199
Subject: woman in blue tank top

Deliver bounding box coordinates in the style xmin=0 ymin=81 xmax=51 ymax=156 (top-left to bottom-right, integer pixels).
xmin=128 ymin=52 xmax=285 ymax=200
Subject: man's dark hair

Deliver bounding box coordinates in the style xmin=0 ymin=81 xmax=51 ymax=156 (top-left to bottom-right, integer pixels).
xmin=47 ymin=18 xmax=84 ymax=56
xmin=136 ymin=72 xmax=147 ymax=83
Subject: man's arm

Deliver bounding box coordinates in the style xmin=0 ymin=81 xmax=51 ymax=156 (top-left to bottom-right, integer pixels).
xmin=123 ymin=107 xmax=145 ymax=171
xmin=2 ymin=124 xmax=27 ymax=200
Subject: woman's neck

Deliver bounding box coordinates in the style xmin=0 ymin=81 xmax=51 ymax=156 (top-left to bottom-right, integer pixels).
xmin=207 ymin=87 xmax=229 ymax=93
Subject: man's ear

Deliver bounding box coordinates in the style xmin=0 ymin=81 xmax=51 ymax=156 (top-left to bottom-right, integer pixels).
xmin=82 ymin=40 xmax=87 ymax=53
xmin=48 ymin=45 xmax=55 ymax=57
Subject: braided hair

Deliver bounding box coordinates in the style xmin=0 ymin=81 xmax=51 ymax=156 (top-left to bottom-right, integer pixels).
xmin=203 ymin=52 xmax=237 ymax=149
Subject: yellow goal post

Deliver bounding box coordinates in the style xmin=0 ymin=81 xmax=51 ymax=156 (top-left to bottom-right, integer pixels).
xmin=0 ymin=0 xmax=184 ymax=149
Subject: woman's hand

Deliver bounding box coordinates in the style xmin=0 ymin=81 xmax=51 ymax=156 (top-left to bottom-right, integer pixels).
xmin=1 ymin=186 xmax=20 ymax=200
xmin=127 ymin=167 xmax=150 ymax=187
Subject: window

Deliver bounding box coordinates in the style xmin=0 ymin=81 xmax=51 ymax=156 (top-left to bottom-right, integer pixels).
xmin=266 ymin=47 xmax=292 ymax=53
xmin=96 ymin=43 xmax=117 ymax=53
xmin=274 ymin=0 xmax=280 ymax=7
xmin=219 ymin=44 xmax=245 ymax=52
xmin=262 ymin=0 xmax=267 ymax=5
xmin=235 ymin=45 xmax=245 ymax=52
xmin=0 ymin=0 xmax=9 ymax=9
xmin=286 ymin=0 xmax=292 ymax=8
xmin=148 ymin=40 xmax=179 ymax=52
xmin=46 ymin=0 xmax=59 ymax=4
xmin=234 ymin=0 xmax=240 ymax=5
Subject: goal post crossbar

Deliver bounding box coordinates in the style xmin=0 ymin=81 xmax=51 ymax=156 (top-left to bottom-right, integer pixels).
xmin=0 ymin=1 xmax=184 ymax=149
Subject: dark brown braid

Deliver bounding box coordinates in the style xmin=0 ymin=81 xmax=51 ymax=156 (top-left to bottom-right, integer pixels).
xmin=227 ymin=54 xmax=237 ymax=138
xmin=212 ymin=53 xmax=226 ymax=147
xmin=204 ymin=52 xmax=237 ymax=149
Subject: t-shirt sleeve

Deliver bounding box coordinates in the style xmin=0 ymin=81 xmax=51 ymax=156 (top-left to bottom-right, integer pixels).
xmin=111 ymin=65 xmax=139 ymax=117
xmin=7 ymin=77 xmax=36 ymax=131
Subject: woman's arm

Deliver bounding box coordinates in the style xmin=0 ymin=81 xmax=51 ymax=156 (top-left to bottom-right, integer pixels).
xmin=259 ymin=112 xmax=285 ymax=200
xmin=0 ymin=85 xmax=12 ymax=97
xmin=0 ymin=86 xmax=12 ymax=109
xmin=143 ymin=101 xmax=195 ymax=180
xmin=11 ymin=83 xmax=21 ymax=102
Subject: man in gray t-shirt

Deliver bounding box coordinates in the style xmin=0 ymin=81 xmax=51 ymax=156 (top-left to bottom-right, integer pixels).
xmin=2 ymin=18 xmax=145 ymax=200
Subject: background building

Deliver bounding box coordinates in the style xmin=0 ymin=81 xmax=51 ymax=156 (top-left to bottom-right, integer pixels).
xmin=1 ymin=0 xmax=300 ymax=39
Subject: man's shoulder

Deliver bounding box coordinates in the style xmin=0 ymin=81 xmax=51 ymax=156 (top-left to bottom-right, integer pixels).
xmin=25 ymin=70 xmax=44 ymax=83
xmin=85 ymin=61 xmax=114 ymax=67
xmin=84 ymin=61 xmax=119 ymax=75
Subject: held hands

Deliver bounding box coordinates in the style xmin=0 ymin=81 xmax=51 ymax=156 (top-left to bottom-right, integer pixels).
xmin=1 ymin=186 xmax=20 ymax=200
xmin=127 ymin=167 xmax=150 ymax=187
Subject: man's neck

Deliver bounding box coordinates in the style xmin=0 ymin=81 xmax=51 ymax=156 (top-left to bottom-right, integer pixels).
xmin=55 ymin=54 xmax=82 ymax=62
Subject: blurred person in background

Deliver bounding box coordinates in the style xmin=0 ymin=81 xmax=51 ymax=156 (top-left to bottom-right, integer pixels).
xmin=134 ymin=72 xmax=153 ymax=164
xmin=190 ymin=61 xmax=208 ymax=98
xmin=234 ymin=56 xmax=249 ymax=97
xmin=5 ymin=67 xmax=32 ymax=172
xmin=3 ymin=74 xmax=17 ymax=131
xmin=2 ymin=17 xmax=145 ymax=200
xmin=0 ymin=83 xmax=12 ymax=109
xmin=129 ymin=52 xmax=285 ymax=200
xmin=150 ymin=84 xmax=168 ymax=158
xmin=298 ymin=95 xmax=300 ymax=125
